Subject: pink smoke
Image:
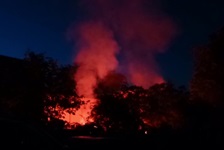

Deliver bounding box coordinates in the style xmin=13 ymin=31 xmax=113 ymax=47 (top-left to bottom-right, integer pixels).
xmin=68 ymin=0 xmax=178 ymax=124
xmin=74 ymin=21 xmax=119 ymax=98
xmin=77 ymin=0 xmax=178 ymax=88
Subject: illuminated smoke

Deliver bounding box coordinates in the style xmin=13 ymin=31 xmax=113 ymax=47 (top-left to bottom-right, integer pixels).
xmin=128 ymin=61 xmax=164 ymax=88
xmin=77 ymin=0 xmax=178 ymax=88
xmin=74 ymin=21 xmax=119 ymax=98
xmin=69 ymin=0 xmax=177 ymax=124
xmin=70 ymin=21 xmax=119 ymax=124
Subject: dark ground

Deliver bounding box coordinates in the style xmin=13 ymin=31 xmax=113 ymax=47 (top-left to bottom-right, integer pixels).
xmin=64 ymin=131 xmax=223 ymax=150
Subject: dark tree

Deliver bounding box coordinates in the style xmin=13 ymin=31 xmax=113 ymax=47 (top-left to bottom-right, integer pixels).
xmin=91 ymin=71 xmax=188 ymax=135
xmin=189 ymin=27 xmax=224 ymax=146
xmin=91 ymin=72 xmax=138 ymax=135
xmin=140 ymin=83 xmax=188 ymax=129
xmin=0 ymin=51 xmax=82 ymax=129
xmin=190 ymin=27 xmax=224 ymax=106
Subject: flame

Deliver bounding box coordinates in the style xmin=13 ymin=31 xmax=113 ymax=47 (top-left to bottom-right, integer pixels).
xmin=67 ymin=0 xmax=178 ymax=127
xmin=59 ymin=98 xmax=96 ymax=126
xmin=68 ymin=21 xmax=120 ymax=125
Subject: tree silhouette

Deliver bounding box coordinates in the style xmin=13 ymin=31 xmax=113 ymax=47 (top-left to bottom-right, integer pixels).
xmin=91 ymin=72 xmax=139 ymax=135
xmin=0 ymin=51 xmax=82 ymax=129
xmin=189 ymin=27 xmax=224 ymax=146
xmin=23 ymin=51 xmax=82 ymax=126
xmin=140 ymin=83 xmax=188 ymax=129
xmin=190 ymin=27 xmax=224 ymax=106
xmin=91 ymin=72 xmax=188 ymax=135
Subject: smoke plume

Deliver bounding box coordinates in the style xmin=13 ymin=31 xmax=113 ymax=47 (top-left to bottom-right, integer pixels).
xmin=73 ymin=0 xmax=177 ymax=90
xmin=68 ymin=0 xmax=177 ymax=124
xmin=74 ymin=21 xmax=119 ymax=98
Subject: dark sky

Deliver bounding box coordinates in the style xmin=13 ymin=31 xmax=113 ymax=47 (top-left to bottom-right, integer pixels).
xmin=0 ymin=0 xmax=224 ymax=87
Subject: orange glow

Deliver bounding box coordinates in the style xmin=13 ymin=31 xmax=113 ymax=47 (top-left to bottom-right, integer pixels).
xmin=60 ymin=98 xmax=97 ymax=126
xmin=74 ymin=21 xmax=119 ymax=97
xmin=67 ymin=0 xmax=178 ymax=128
xmin=70 ymin=22 xmax=119 ymax=126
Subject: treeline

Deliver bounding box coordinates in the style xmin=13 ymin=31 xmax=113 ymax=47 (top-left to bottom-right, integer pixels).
xmin=0 ymin=27 xmax=224 ymax=143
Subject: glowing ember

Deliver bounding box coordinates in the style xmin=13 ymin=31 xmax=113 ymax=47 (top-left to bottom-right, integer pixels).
xmin=145 ymin=131 xmax=148 ymax=135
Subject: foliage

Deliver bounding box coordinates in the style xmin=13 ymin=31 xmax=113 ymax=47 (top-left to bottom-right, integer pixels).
xmin=141 ymin=83 xmax=188 ymax=128
xmin=190 ymin=27 xmax=224 ymax=106
xmin=189 ymin=27 xmax=224 ymax=140
xmin=92 ymin=72 xmax=138 ymax=134
xmin=24 ymin=52 xmax=80 ymax=122
xmin=91 ymin=72 xmax=189 ymax=135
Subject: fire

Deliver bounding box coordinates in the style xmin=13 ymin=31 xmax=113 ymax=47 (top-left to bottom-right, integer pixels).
xmin=59 ymin=98 xmax=96 ymax=126
xmin=67 ymin=0 xmax=178 ymax=127
xmin=68 ymin=21 xmax=119 ymax=126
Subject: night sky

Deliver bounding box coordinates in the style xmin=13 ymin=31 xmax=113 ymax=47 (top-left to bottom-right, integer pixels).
xmin=1 ymin=0 xmax=224 ymax=87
